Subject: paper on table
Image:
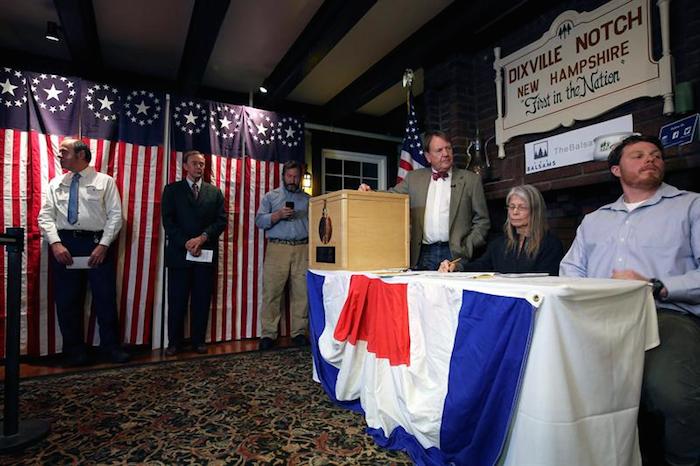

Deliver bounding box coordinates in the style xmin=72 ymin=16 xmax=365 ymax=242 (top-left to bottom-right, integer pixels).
xmin=66 ymin=256 xmax=92 ymax=269
xmin=367 ymin=268 xmax=412 ymax=277
xmin=186 ymin=249 xmax=213 ymax=263
xmin=423 ymin=271 xmax=495 ymax=279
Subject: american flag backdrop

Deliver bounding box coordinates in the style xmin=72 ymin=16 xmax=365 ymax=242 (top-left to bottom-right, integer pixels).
xmin=17 ymin=71 xmax=167 ymax=356
xmin=396 ymin=91 xmax=428 ymax=183
xmin=80 ymin=82 xmax=166 ymax=349
xmin=0 ymin=67 xmax=305 ymax=356
xmin=28 ymin=72 xmax=81 ymax=356
xmin=0 ymin=67 xmax=31 ymax=357
xmin=241 ymin=107 xmax=305 ymax=339
xmin=164 ymin=100 xmax=305 ymax=346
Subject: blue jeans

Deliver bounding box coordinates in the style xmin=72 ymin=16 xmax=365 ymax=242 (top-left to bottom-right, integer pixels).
xmin=415 ymin=242 xmax=452 ymax=271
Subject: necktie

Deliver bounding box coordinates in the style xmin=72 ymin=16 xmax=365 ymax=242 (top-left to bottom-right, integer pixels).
xmin=192 ymin=182 xmax=199 ymax=200
xmin=67 ymin=173 xmax=81 ymax=225
xmin=432 ymin=171 xmax=448 ymax=181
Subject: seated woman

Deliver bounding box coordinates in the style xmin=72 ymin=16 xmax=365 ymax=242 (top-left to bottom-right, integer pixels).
xmin=439 ymin=184 xmax=563 ymax=275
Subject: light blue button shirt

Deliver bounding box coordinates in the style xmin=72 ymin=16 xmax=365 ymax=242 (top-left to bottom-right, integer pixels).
xmin=560 ymin=183 xmax=700 ymax=316
xmin=255 ymin=185 xmax=309 ymax=240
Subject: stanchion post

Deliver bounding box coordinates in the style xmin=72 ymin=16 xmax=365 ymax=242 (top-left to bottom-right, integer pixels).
xmin=3 ymin=227 xmax=22 ymax=436
xmin=0 ymin=228 xmax=50 ymax=452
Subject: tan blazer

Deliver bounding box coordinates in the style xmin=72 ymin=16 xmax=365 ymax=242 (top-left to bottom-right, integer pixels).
xmin=390 ymin=167 xmax=490 ymax=269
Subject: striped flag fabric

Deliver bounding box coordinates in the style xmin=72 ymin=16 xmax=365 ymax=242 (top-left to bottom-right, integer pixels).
xmin=0 ymin=66 xmax=307 ymax=355
xmin=167 ymin=99 xmax=298 ymax=344
xmin=80 ymin=82 xmax=166 ymax=348
xmin=27 ymin=72 xmax=83 ymax=356
xmin=308 ymin=270 xmax=536 ymax=466
xmin=1 ymin=70 xmax=169 ymax=355
xmin=0 ymin=67 xmax=30 ymax=358
xmin=397 ymin=91 xmax=428 ymax=183
xmin=241 ymin=106 xmax=305 ymax=339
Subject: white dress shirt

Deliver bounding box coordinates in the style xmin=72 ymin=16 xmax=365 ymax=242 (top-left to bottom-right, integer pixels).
xmin=38 ymin=166 xmax=123 ymax=247
xmin=423 ymin=170 xmax=451 ymax=244
xmin=186 ymin=177 xmax=202 ymax=193
xmin=560 ymin=183 xmax=700 ymax=316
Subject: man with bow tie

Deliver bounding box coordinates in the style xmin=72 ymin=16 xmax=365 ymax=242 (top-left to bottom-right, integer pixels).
xmin=360 ymin=130 xmax=490 ymax=270
xmin=161 ymin=150 xmax=226 ymax=356
xmin=38 ymin=137 xmax=130 ymax=366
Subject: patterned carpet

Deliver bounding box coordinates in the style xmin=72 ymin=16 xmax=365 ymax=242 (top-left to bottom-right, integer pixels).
xmin=0 ymin=348 xmax=412 ymax=465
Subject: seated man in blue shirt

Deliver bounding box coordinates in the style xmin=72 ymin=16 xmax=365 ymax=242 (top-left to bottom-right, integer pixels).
xmin=560 ymin=135 xmax=699 ymax=466
xmin=255 ymin=160 xmax=310 ymax=350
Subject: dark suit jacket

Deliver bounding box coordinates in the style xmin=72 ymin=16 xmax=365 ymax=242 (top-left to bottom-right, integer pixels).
xmin=390 ymin=167 xmax=490 ymax=269
xmin=161 ymin=180 xmax=227 ymax=268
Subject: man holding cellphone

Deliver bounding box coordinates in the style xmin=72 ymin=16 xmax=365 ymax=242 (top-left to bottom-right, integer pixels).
xmin=255 ymin=160 xmax=310 ymax=350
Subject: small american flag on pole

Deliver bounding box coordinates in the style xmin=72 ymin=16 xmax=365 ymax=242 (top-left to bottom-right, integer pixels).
xmin=396 ymin=91 xmax=428 ymax=183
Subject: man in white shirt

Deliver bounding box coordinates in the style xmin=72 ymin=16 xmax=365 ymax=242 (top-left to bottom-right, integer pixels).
xmin=560 ymin=135 xmax=700 ymax=465
xmin=360 ymin=130 xmax=490 ymax=270
xmin=38 ymin=138 xmax=129 ymax=366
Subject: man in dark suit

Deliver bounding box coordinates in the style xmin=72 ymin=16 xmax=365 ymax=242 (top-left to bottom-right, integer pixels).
xmin=360 ymin=130 xmax=490 ymax=270
xmin=161 ymin=150 xmax=226 ymax=355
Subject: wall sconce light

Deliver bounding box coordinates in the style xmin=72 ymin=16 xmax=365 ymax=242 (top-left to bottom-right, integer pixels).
xmin=45 ymin=21 xmax=61 ymax=42
xmin=466 ymin=128 xmax=491 ymax=178
xmin=302 ymin=172 xmax=312 ymax=190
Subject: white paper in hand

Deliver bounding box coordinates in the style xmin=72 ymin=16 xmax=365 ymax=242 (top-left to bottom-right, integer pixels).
xmin=66 ymin=256 xmax=92 ymax=269
xmin=186 ymin=249 xmax=213 ymax=263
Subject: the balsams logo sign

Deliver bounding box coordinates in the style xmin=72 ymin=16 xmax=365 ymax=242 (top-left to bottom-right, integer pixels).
xmin=524 ymin=114 xmax=633 ymax=174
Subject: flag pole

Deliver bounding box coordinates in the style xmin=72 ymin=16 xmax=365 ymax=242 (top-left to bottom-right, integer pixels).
xmin=158 ymin=93 xmax=172 ymax=352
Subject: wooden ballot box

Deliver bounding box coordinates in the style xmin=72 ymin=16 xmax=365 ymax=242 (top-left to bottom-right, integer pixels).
xmin=309 ymin=190 xmax=409 ymax=270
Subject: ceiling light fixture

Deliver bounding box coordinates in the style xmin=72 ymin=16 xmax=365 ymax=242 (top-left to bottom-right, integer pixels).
xmin=45 ymin=21 xmax=60 ymax=42
xmin=259 ymin=86 xmax=268 ymax=94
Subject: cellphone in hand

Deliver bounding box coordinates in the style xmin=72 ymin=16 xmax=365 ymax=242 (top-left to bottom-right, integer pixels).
xmin=285 ymin=201 xmax=295 ymax=209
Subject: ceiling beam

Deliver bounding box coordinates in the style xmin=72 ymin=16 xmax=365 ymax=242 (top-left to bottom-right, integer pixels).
xmin=322 ymin=0 xmax=560 ymax=122
xmin=261 ymin=0 xmax=377 ymax=102
xmin=0 ymin=46 xmax=403 ymax=136
xmin=53 ymin=0 xmax=102 ymax=79
xmin=176 ymin=0 xmax=231 ymax=95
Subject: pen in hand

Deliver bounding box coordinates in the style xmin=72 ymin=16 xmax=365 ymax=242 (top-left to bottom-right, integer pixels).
xmin=438 ymin=256 xmax=461 ymax=273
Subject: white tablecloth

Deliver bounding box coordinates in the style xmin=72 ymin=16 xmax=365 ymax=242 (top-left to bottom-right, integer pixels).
xmin=310 ymin=271 xmax=659 ymax=466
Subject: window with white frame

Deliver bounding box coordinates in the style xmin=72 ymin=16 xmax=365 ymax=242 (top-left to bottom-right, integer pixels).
xmin=321 ymin=149 xmax=387 ymax=193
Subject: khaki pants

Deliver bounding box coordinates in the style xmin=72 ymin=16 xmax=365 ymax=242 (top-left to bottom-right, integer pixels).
xmin=261 ymin=242 xmax=308 ymax=339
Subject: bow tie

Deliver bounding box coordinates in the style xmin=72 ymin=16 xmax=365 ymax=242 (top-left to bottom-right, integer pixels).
xmin=432 ymin=171 xmax=448 ymax=181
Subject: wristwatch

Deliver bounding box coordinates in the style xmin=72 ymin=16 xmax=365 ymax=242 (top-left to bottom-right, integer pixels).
xmin=649 ymin=278 xmax=665 ymax=299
